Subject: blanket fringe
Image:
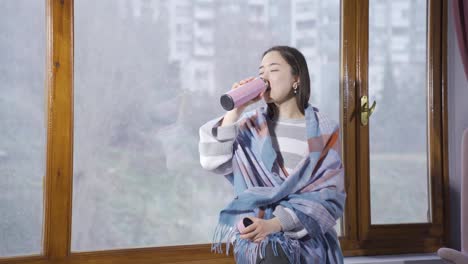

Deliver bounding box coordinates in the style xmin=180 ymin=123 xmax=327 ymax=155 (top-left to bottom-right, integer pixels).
xmin=211 ymin=225 xmax=301 ymax=264
xmin=211 ymin=223 xmax=238 ymax=255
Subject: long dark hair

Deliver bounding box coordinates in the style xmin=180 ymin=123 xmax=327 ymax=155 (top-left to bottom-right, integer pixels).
xmin=261 ymin=46 xmax=310 ymax=120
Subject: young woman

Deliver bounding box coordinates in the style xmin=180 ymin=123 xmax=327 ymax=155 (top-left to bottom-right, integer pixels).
xmin=199 ymin=46 xmax=346 ymax=264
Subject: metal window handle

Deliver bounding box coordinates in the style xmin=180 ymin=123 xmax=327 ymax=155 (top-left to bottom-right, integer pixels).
xmin=360 ymin=95 xmax=377 ymax=126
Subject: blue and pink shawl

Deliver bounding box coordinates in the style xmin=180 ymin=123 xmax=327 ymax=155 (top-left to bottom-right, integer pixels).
xmin=211 ymin=103 xmax=346 ymax=264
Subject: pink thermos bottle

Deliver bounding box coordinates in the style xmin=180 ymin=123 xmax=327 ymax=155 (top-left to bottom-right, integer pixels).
xmin=220 ymin=77 xmax=269 ymax=111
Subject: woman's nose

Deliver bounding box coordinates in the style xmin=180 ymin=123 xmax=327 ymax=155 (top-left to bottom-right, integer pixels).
xmin=260 ymin=75 xmax=269 ymax=85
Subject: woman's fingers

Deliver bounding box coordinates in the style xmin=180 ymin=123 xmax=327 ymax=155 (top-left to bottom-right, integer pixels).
xmin=232 ymin=82 xmax=240 ymax=89
xmin=253 ymin=236 xmax=264 ymax=243
xmin=240 ymin=228 xmax=259 ymax=240
xmin=244 ymin=76 xmax=255 ymax=81
xmin=231 ymin=76 xmax=257 ymax=91
xmin=239 ymin=217 xmax=269 ymax=242
xmin=246 ymin=76 xmax=255 ymax=82
xmin=240 ymin=220 xmax=258 ymax=234
xmin=239 ymin=218 xmax=260 ymax=240
xmin=239 ymin=76 xmax=256 ymax=85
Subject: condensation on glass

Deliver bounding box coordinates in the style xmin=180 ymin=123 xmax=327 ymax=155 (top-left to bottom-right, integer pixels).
xmin=0 ymin=0 xmax=46 ymax=257
xmin=368 ymin=0 xmax=429 ymax=225
xmin=72 ymin=0 xmax=341 ymax=251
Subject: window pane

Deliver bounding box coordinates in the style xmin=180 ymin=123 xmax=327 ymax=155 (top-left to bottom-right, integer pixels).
xmin=0 ymin=1 xmax=46 ymax=257
xmin=368 ymin=0 xmax=429 ymax=224
xmin=72 ymin=0 xmax=341 ymax=251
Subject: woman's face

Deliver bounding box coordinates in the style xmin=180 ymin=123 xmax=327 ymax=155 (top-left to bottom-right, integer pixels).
xmin=259 ymin=51 xmax=298 ymax=104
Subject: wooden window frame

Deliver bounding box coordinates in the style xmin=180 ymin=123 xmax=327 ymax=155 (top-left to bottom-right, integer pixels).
xmin=0 ymin=0 xmax=447 ymax=263
xmin=338 ymin=0 xmax=448 ymax=256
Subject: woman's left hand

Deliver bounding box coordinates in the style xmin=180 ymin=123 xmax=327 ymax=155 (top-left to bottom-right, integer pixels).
xmin=239 ymin=217 xmax=282 ymax=243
